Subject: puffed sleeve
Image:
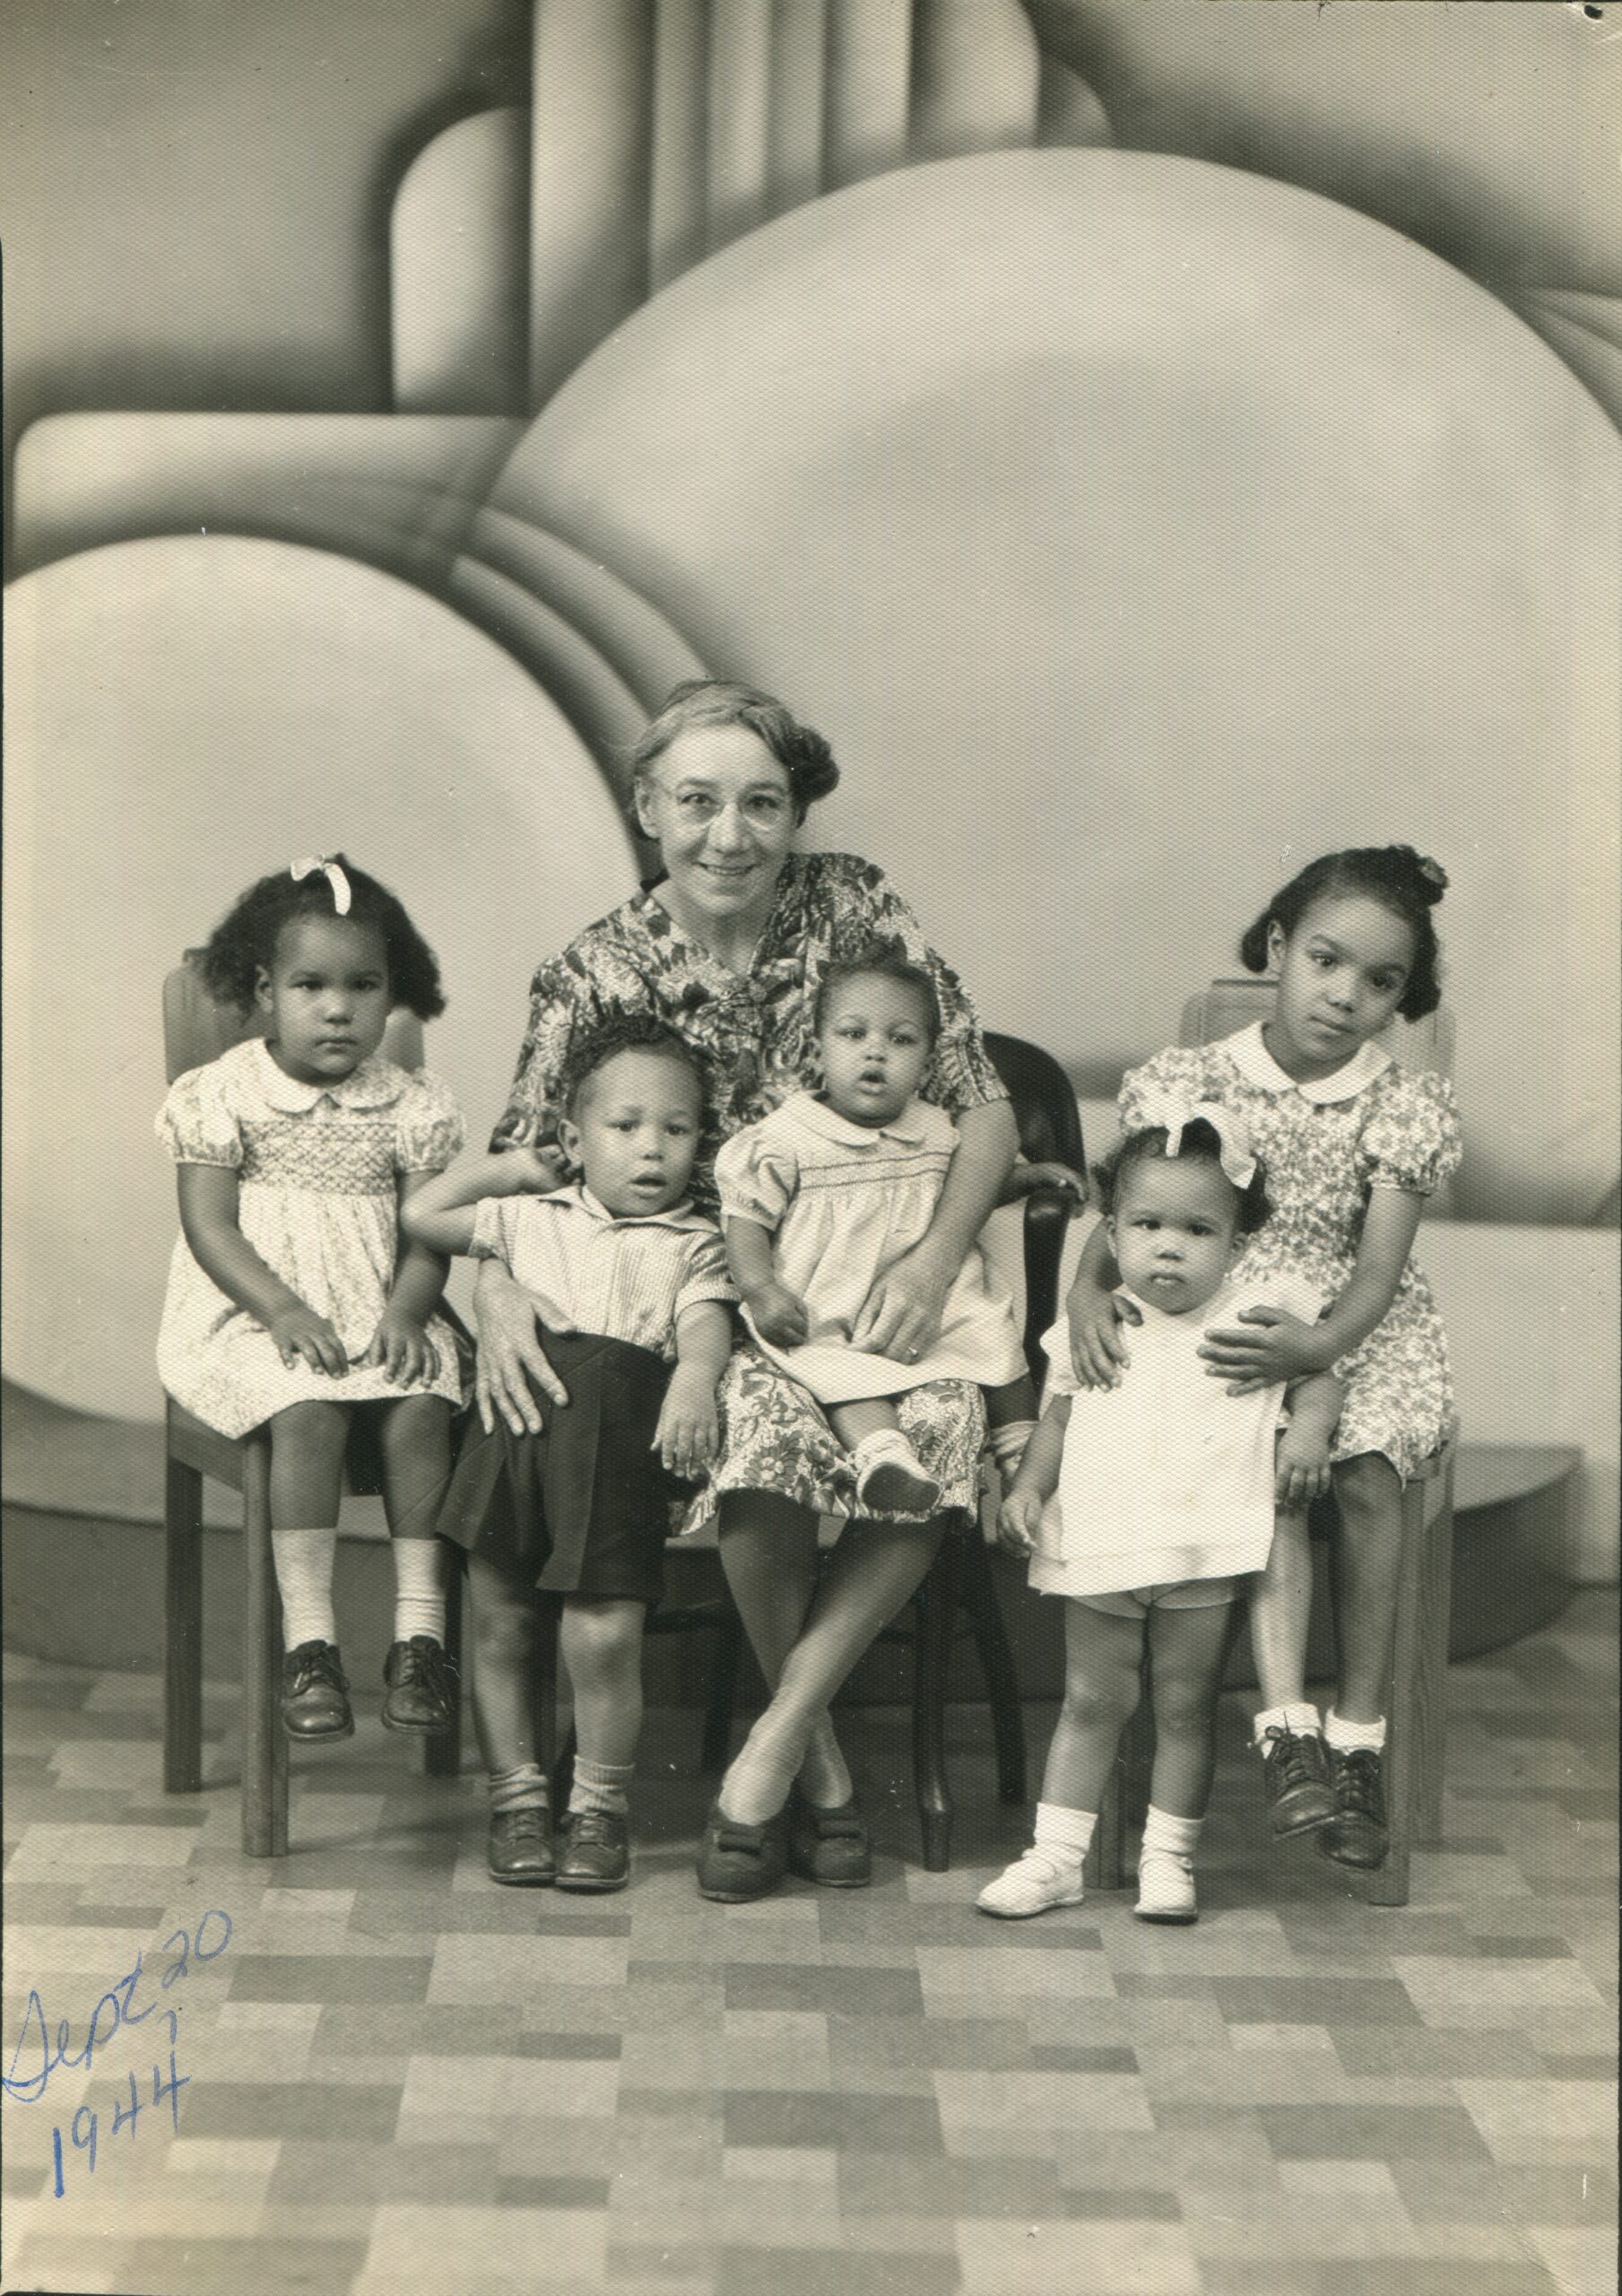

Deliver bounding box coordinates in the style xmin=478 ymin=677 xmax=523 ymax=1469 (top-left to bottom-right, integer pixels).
xmin=825 ymin=857 xmax=1008 ymax=1116
xmin=490 ymin=941 xmax=612 ymax=1154
xmin=1037 ymin=1314 xmax=1080 ymax=1399
xmin=715 ymin=1121 xmax=799 ymax=1231
xmin=1359 ymin=1070 xmax=1463 ymax=1196
xmin=672 ymin=1225 xmax=741 ymax=1318
xmin=155 ymin=1060 xmax=242 ymax=1169
xmin=395 ymin=1068 xmax=466 ymax=1174
xmin=1116 ymin=1045 xmax=1226 ymax=1135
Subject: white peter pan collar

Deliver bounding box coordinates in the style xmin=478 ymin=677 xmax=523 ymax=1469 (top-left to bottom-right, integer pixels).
xmin=1222 ymin=1022 xmax=1391 ymax=1106
xmin=242 ymin=1034 xmax=410 ymax=1115
xmin=788 ymin=1090 xmax=933 ymax=1149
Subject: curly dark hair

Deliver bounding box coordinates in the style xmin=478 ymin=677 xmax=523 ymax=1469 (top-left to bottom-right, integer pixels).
xmin=194 ymin=855 xmax=446 ymax=1017
xmin=1238 ymin=844 xmax=1448 ymax=1022
xmin=628 ymin=678 xmax=840 ymax=818
xmin=812 ymin=940 xmax=941 ymax=1046
xmin=556 ymin=1013 xmax=707 ymax=1118
xmin=1093 ymin=1118 xmax=1272 ymax=1236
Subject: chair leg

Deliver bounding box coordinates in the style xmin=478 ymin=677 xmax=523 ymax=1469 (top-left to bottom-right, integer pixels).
xmin=1085 ymin=1693 xmax=1150 ymax=1894
xmin=240 ymin=1440 xmax=288 ymax=1857
xmin=1349 ymin=1478 xmax=1431 ymax=1910
xmin=700 ymin=1609 xmax=744 ymax=1775
xmin=1412 ymin=1457 xmax=1455 ymax=1843
xmin=163 ymin=1451 xmax=205 ymax=1796
xmin=957 ymin=1535 xmax=1026 ymax=1805
xmin=424 ymin=1552 xmax=464 ymax=1779
xmin=913 ymin=1538 xmax=957 ymax=1871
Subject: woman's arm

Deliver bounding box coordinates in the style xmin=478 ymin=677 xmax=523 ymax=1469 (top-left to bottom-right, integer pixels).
xmin=1200 ymin=1188 xmax=1426 ymax=1394
xmin=177 ymin=1163 xmax=347 ymax=1375
xmin=848 ymin=1097 xmax=1019 ymax=1357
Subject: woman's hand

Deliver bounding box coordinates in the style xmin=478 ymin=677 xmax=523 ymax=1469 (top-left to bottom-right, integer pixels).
xmin=997 ymin=1161 xmax=1088 ymax=1208
xmin=472 ymin=1258 xmax=567 ymax=1431
xmin=268 ymin=1303 xmax=348 ymax=1378
xmin=655 ymin=1364 xmax=721 ymax=1479
xmin=744 ymin=1279 xmax=811 ymax=1349
xmin=848 ymin=1244 xmax=952 ymax=1363
xmin=1065 ymin=1278 xmax=1141 ymax=1390
xmin=1274 ymin=1426 xmax=1334 ymax=1511
xmin=994 ymin=1485 xmax=1045 ymax=1558
xmin=1199 ymin=1308 xmax=1326 ymax=1396
xmin=358 ymin=1307 xmax=437 ymax=1387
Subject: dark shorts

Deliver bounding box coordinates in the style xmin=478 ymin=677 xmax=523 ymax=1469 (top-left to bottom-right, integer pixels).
xmin=437 ymin=1328 xmax=680 ymax=1606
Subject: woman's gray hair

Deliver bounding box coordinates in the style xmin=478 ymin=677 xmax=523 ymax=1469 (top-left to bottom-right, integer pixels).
xmin=629 ymin=680 xmax=840 ymax=816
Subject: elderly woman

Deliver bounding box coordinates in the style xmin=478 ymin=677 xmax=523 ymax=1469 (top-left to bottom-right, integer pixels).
xmin=473 ymin=680 xmax=1021 ymax=1900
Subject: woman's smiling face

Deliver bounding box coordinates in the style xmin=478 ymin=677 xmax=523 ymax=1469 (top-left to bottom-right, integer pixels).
xmin=633 ymin=723 xmax=798 ymax=940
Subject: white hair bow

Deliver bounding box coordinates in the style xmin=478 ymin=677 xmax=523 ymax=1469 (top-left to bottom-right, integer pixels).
xmin=1133 ymin=1087 xmax=1257 ymax=1190
xmin=290 ymin=855 xmax=351 ymax=915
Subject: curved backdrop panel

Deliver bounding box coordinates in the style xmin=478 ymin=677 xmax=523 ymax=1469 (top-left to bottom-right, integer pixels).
xmin=3 ymin=535 xmax=636 ymax=1420
xmin=493 ymin=146 xmax=1621 ymax=1227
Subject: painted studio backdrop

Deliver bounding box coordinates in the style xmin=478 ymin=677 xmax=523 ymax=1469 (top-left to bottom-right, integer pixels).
xmin=4 ymin=4 xmax=1619 ymax=1562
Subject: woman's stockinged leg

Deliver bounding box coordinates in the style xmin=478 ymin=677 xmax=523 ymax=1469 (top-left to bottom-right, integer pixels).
xmin=1040 ymin=1603 xmax=1145 ymax=1816
xmin=717 ymin=1498 xmax=945 ymax=1825
xmin=559 ymin=1599 xmax=645 ymax=1772
xmin=1143 ymin=1603 xmax=1234 ymax=1819
xmin=1328 ymin=1453 xmax=1404 ymax=1724
xmin=716 ymin=1492 xmax=849 ymax=1810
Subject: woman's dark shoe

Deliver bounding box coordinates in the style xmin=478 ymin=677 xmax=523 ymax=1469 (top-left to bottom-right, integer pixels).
xmin=280 ymin=1641 xmax=354 ymax=1741
xmin=380 ymin=1636 xmax=458 ymax=1735
xmin=487 ymin=1805 xmax=555 ymax=1885
xmin=556 ymin=1809 xmax=630 ymax=1893
xmin=696 ymin=1801 xmax=789 ymax=1902
xmin=1318 ymin=1746 xmax=1390 ymax=1869
xmin=1258 ymin=1724 xmax=1336 ymax=1837
xmin=787 ymin=1790 xmax=872 ymax=1888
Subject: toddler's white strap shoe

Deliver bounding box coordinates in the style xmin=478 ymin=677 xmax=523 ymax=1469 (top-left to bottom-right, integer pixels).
xmin=1134 ymin=1848 xmax=1197 ymax=1924
xmin=853 ymin=1430 xmax=941 ymax=1517
xmin=976 ymin=1846 xmax=1086 ymax=1919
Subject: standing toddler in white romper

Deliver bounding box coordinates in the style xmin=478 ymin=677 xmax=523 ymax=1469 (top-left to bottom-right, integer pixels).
xmin=979 ymin=1102 xmax=1342 ymax=1924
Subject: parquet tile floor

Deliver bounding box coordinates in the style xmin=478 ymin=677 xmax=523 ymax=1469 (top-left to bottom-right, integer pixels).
xmin=3 ymin=1590 xmax=1614 ymax=2296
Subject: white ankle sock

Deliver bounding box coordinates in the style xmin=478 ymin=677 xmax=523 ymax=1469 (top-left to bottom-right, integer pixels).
xmin=569 ymin=1757 xmax=634 ymax=1817
xmin=1141 ymin=1805 xmax=1203 ymax=1860
xmin=1323 ymin=1709 xmax=1386 ymax=1754
xmin=1033 ymin=1801 xmax=1097 ymax=1861
xmin=1253 ymin=1702 xmax=1322 ymax=1745
xmin=272 ymin=1527 xmax=338 ymax=1649
xmin=391 ymin=1536 xmax=447 ymax=1644
xmin=489 ymin=1762 xmax=547 ymax=1815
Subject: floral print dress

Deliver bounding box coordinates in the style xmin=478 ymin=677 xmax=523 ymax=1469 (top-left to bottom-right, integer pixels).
xmin=1119 ymin=1024 xmax=1462 ymax=1483
xmin=495 ymin=854 xmax=1008 ymax=1522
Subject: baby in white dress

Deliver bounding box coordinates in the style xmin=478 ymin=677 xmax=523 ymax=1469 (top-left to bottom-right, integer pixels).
xmin=716 ymin=949 xmax=1036 ymax=1514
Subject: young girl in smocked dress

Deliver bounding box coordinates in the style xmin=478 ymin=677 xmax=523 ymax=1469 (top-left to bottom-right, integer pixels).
xmin=157 ymin=856 xmax=465 ymax=1746
xmin=716 ymin=950 xmax=1037 ymax=1518
xmin=1065 ymin=846 xmax=1462 ymax=1872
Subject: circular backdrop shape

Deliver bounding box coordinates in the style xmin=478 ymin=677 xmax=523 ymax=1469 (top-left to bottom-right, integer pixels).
xmin=4 ymin=535 xmax=637 ymax=1418
xmin=492 ymin=146 xmax=1621 ymax=1224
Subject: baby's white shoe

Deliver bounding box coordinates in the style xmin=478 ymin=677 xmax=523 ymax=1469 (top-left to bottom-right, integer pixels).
xmin=1134 ymin=1848 xmax=1197 ymax=1924
xmin=976 ymin=1846 xmax=1086 ymax=1919
xmin=854 ymin=1430 xmax=941 ymax=1516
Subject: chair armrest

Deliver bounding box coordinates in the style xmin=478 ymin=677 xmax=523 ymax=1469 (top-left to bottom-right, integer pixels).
xmin=1020 ymin=1187 xmax=1075 ymax=1387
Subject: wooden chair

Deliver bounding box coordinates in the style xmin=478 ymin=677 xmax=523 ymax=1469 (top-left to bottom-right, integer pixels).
xmin=161 ymin=959 xmax=464 ymax=1857
xmin=1085 ymin=978 xmax=1457 ymax=1908
xmin=906 ymin=1032 xmax=1084 ymax=1869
